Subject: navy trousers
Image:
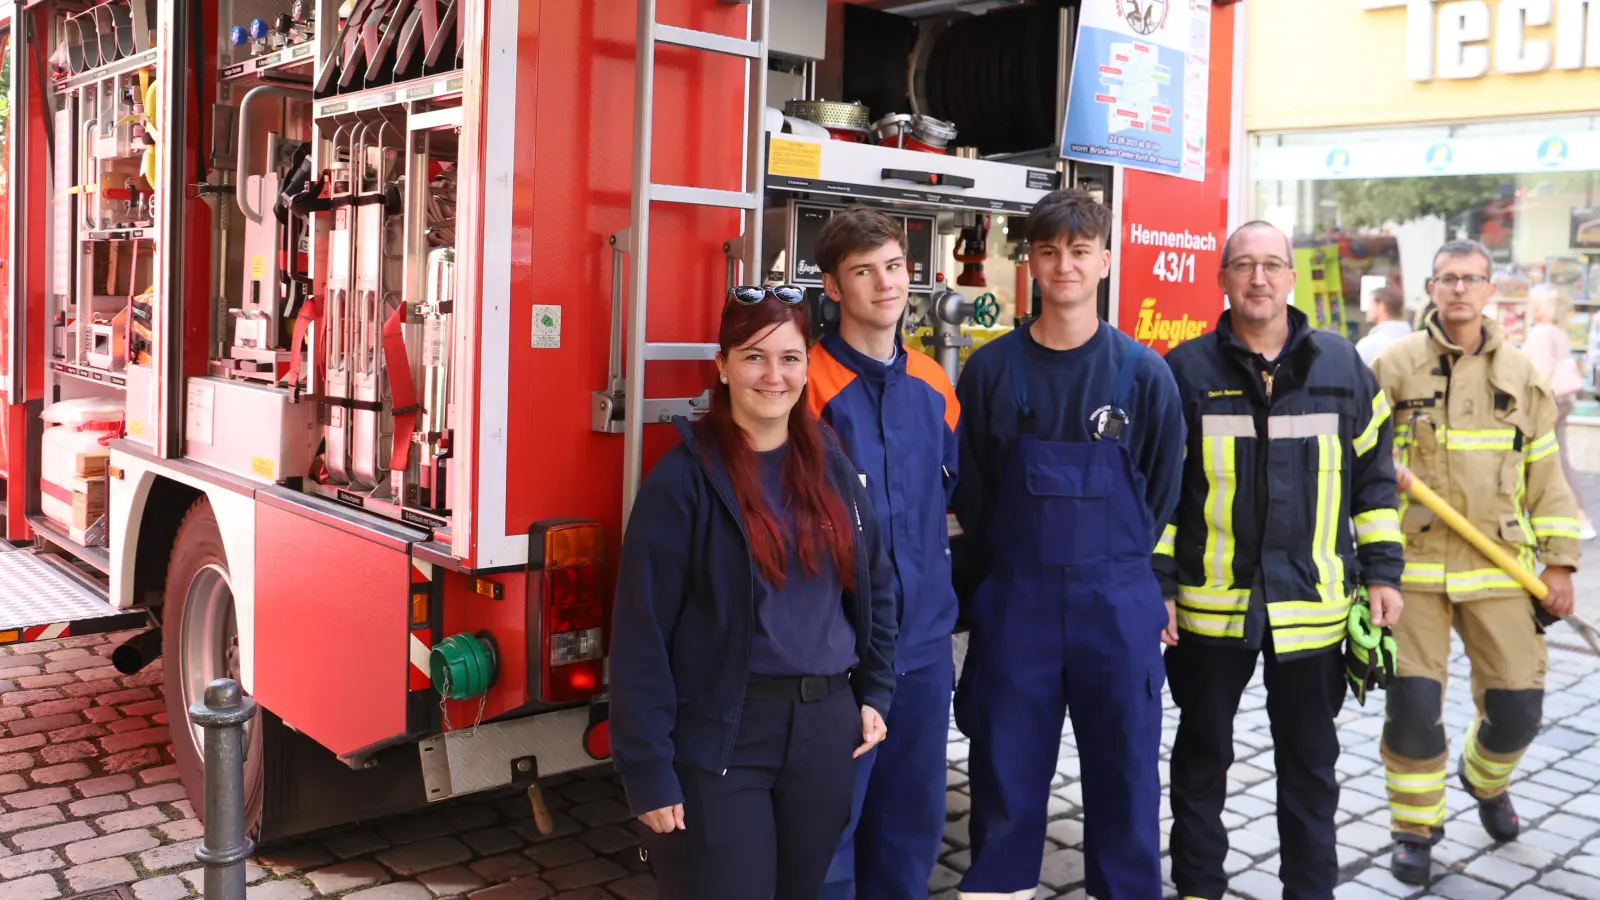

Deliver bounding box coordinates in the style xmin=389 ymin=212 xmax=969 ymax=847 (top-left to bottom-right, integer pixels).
xmin=1166 ymin=637 xmax=1346 ymax=900
xmin=820 ymin=648 xmax=955 ymax=900
xmin=643 ymin=686 xmax=861 ymax=900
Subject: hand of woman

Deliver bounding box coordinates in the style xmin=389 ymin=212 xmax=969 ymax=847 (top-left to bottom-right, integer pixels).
xmin=853 ymin=705 xmax=887 ymax=759
xmin=639 ymin=804 xmax=686 ymax=834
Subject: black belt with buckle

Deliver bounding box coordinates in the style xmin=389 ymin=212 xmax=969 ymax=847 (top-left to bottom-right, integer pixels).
xmin=745 ymin=672 xmax=851 ymax=703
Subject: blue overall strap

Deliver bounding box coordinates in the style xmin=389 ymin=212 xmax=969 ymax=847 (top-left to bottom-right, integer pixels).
xmin=1102 ymin=331 xmax=1140 ymax=444
xmin=1008 ymin=334 xmax=1035 ymax=433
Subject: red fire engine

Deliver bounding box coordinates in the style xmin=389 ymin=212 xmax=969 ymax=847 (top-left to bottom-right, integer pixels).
xmin=0 ymin=0 xmax=1243 ymax=837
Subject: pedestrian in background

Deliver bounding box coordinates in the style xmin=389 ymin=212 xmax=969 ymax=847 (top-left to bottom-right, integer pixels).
xmin=1372 ymin=240 xmax=1580 ymax=886
xmin=1159 ymin=221 xmax=1405 ymax=900
xmin=808 ymin=206 xmax=962 ymax=900
xmin=951 ymin=188 xmax=1186 ymax=900
xmin=1523 ymin=284 xmax=1594 ymax=540
xmin=1357 ymin=286 xmax=1412 ymax=366
xmin=609 ymin=288 xmax=898 ymax=900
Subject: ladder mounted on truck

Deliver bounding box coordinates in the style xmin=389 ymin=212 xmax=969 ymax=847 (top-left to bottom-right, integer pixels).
xmin=0 ymin=541 xmax=147 ymax=647
xmin=593 ymin=0 xmax=771 ymax=529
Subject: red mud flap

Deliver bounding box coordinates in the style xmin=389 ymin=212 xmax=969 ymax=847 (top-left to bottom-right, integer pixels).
xmin=0 ymin=543 xmax=147 ymax=645
xmin=252 ymin=488 xmax=431 ymax=761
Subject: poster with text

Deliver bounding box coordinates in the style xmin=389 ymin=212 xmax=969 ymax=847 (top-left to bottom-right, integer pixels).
xmin=1061 ymin=0 xmax=1210 ymax=182
xmin=1113 ymin=0 xmax=1233 ymax=353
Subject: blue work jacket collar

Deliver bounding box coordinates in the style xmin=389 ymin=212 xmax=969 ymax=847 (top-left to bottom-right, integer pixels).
xmin=1214 ymin=306 xmax=1321 ymax=403
xmin=818 ymin=327 xmax=906 ymax=384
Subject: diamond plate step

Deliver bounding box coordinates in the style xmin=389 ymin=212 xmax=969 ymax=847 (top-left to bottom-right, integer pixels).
xmin=0 ymin=542 xmax=147 ymax=646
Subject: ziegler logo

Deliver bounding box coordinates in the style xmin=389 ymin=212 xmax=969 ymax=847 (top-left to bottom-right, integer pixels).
xmin=1118 ymin=0 xmax=1170 ymax=35
xmin=1134 ymin=297 xmax=1209 ymax=350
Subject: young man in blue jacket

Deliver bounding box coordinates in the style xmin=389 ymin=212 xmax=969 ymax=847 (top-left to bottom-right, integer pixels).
xmin=809 ymin=206 xmax=961 ymax=900
xmin=951 ymin=189 xmax=1185 ymax=900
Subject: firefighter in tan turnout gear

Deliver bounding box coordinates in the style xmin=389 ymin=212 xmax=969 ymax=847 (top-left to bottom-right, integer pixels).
xmin=1370 ymin=239 xmax=1581 ymax=886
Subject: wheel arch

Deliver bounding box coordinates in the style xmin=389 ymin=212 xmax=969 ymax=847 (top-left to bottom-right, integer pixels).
xmin=109 ymin=454 xmax=260 ymax=691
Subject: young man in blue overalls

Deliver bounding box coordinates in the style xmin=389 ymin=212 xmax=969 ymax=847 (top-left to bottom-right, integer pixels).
xmin=951 ymin=189 xmax=1186 ymax=900
xmin=808 ymin=206 xmax=962 ymax=900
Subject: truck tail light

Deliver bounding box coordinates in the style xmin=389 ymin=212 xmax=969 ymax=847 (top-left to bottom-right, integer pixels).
xmin=531 ymin=521 xmax=607 ymax=704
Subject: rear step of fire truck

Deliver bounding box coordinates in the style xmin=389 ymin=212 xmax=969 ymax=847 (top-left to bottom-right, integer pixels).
xmin=0 ymin=540 xmax=146 ymax=648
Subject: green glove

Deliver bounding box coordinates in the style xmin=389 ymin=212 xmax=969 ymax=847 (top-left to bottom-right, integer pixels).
xmin=1345 ymin=593 xmax=1399 ymax=706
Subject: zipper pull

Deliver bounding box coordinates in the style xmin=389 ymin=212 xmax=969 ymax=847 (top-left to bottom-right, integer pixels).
xmin=1262 ymin=366 xmax=1277 ymax=401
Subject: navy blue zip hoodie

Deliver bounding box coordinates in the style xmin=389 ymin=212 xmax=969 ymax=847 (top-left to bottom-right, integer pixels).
xmin=808 ymin=328 xmax=960 ymax=674
xmin=610 ymin=417 xmax=899 ymax=818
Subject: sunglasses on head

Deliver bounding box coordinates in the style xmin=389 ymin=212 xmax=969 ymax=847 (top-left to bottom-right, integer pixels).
xmin=728 ymin=284 xmax=805 ymax=306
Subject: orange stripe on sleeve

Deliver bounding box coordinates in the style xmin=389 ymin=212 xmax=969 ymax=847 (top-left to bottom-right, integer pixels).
xmin=807 ymin=345 xmax=858 ymax=419
xmin=905 ymin=351 xmax=960 ymax=433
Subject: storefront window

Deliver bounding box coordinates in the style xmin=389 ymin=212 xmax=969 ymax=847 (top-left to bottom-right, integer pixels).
xmin=1252 ymin=115 xmax=1600 ymax=413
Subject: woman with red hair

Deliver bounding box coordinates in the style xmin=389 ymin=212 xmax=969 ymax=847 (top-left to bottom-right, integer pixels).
xmin=609 ymin=286 xmax=897 ymax=900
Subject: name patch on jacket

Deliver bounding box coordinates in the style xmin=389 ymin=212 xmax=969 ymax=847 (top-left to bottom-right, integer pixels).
xmin=1207 ymin=389 xmax=1244 ymax=398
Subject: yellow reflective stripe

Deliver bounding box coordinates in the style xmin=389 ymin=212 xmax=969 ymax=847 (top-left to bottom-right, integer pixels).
xmin=1465 ymin=750 xmax=1515 ymax=776
xmin=1201 ymin=436 xmax=1237 ymax=589
xmin=1446 ymin=568 xmax=1522 ymax=592
xmin=1268 ymin=600 xmax=1351 ymax=626
xmin=1390 ymin=798 xmax=1448 ymax=826
xmin=1526 ymin=431 xmax=1559 ymax=463
xmin=1401 ymin=562 xmax=1445 ymax=585
xmin=1272 ymin=625 xmax=1346 ymax=653
xmin=1386 ymin=770 xmax=1446 ymax=792
xmin=1353 ymin=508 xmax=1403 ymax=546
xmin=1353 ymin=391 xmax=1390 ymax=456
xmin=1531 ymin=516 xmax=1581 ymax=539
xmin=1310 ymin=434 xmax=1344 ymax=606
xmin=1440 ymin=427 xmax=1519 ymax=451
xmin=1463 ymin=766 xmax=1508 ymax=793
xmin=1463 ymin=724 xmax=1516 ymax=793
xmin=1177 ymin=586 xmax=1251 ymax=611
xmin=1512 ymin=449 xmax=1538 ymax=555
xmin=1155 ymin=523 xmax=1176 ymax=557
xmin=1176 ymin=609 xmax=1246 ymax=639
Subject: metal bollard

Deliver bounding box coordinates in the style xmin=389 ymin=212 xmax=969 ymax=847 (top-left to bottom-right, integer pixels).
xmin=188 ymin=678 xmax=257 ymax=900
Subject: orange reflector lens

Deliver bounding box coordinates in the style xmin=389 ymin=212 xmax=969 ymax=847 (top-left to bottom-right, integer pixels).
xmin=470 ymin=578 xmax=503 ymax=600
xmin=544 ymin=522 xmax=603 ymax=570
xmin=0 ymin=630 xmax=18 ymax=645
xmin=410 ymin=589 xmax=429 ymax=625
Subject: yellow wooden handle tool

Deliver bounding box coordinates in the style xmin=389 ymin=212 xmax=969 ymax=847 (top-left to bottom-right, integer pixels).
xmin=1404 ymin=477 xmax=1548 ymax=600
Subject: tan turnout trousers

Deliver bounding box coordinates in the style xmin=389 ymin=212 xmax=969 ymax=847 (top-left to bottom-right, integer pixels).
xmin=1380 ymin=591 xmax=1548 ymax=840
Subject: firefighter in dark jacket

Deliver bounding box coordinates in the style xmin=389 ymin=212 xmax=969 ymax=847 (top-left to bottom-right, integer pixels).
xmin=1156 ymin=221 xmax=1407 ymax=900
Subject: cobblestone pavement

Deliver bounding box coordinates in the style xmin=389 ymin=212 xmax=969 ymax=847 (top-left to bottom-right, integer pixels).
xmin=0 ymin=632 xmax=1595 ymax=900
xmin=3 ymin=493 xmax=1600 ymax=899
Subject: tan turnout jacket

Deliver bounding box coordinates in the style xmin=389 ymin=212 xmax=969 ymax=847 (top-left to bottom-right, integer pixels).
xmin=1371 ymin=314 xmax=1581 ymax=600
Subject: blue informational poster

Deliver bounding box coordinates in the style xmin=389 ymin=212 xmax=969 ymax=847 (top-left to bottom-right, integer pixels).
xmin=1060 ymin=0 xmax=1210 ymax=182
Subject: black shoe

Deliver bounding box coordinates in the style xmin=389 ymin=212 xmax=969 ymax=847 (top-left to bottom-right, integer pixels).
xmin=1460 ymin=762 xmax=1521 ymax=841
xmin=1392 ymin=839 xmax=1433 ymax=886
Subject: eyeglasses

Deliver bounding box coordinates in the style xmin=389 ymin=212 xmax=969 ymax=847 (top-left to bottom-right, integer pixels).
xmin=1225 ymin=258 xmax=1291 ymax=278
xmin=1428 ymin=274 xmax=1490 ymax=289
xmin=727 ymin=284 xmax=805 ymax=306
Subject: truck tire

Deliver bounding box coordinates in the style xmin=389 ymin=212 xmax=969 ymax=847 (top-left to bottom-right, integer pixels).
xmin=162 ymin=500 xmax=266 ymax=835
